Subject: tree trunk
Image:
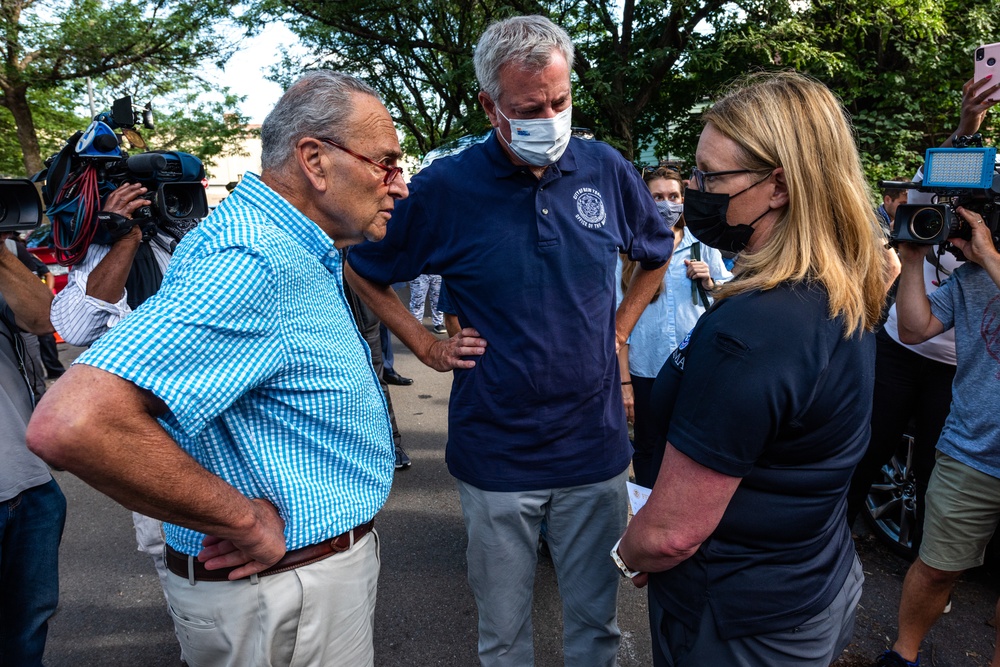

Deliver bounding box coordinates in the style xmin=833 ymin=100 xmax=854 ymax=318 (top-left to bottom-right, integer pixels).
xmin=4 ymin=85 xmax=43 ymax=176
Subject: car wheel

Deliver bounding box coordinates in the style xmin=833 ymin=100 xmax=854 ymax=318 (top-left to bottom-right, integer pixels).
xmin=864 ymin=433 xmax=921 ymax=560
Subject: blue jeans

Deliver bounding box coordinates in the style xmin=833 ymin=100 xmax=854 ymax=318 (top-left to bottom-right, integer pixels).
xmin=409 ymin=274 xmax=443 ymax=327
xmin=1 ymin=478 xmax=67 ymax=666
xmin=456 ymin=469 xmax=628 ymax=667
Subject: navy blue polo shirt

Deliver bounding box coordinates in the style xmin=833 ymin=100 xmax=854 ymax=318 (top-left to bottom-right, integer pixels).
xmin=348 ymin=133 xmax=672 ymax=491
xmin=648 ymin=282 xmax=874 ymax=638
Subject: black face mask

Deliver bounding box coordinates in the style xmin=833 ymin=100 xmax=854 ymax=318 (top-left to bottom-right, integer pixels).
xmin=683 ymin=172 xmax=774 ymax=253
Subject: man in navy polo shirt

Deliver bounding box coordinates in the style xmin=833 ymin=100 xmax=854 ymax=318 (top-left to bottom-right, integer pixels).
xmin=347 ymin=15 xmax=671 ymax=666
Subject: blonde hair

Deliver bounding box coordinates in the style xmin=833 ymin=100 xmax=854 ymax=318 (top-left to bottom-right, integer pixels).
xmin=703 ymin=71 xmax=888 ymax=337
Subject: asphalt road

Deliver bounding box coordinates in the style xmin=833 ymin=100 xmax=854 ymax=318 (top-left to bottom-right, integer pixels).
xmin=40 ymin=340 xmax=999 ymax=666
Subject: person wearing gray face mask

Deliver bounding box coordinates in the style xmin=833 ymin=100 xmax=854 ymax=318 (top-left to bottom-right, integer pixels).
xmin=617 ymin=167 xmax=732 ymax=488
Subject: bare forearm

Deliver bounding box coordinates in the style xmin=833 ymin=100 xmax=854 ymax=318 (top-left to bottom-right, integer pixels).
xmin=27 ymin=367 xmax=261 ymax=543
xmin=980 ymin=251 xmax=1000 ymax=291
xmin=895 ymin=253 xmax=942 ymax=344
xmin=0 ymin=249 xmax=54 ymax=334
xmin=619 ymin=443 xmax=740 ymax=573
xmin=86 ymin=236 xmax=141 ymax=303
xmin=345 ymin=264 xmax=437 ymax=363
xmin=616 ymin=263 xmax=667 ymax=345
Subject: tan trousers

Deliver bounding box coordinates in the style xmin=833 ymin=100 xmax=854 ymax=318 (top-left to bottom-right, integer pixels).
xmin=163 ymin=530 xmax=380 ymax=667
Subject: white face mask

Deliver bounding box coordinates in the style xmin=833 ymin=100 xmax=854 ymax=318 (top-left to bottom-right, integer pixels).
xmin=496 ymin=105 xmax=573 ymax=167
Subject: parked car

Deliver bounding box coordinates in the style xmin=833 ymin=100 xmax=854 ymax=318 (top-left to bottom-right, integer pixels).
xmin=865 ymin=433 xmax=999 ymax=563
xmin=26 ymin=244 xmax=68 ymax=293
xmin=864 ymin=433 xmax=922 ymax=558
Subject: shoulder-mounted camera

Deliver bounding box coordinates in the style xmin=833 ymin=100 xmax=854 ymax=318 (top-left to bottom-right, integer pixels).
xmin=33 ymin=96 xmax=209 ymax=266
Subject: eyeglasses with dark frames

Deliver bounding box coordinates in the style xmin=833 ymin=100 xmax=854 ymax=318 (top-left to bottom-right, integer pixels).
xmin=690 ymin=167 xmax=770 ymax=191
xmin=318 ymin=137 xmax=403 ymax=185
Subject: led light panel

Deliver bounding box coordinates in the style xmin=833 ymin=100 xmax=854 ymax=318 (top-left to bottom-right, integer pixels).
xmin=923 ymin=147 xmax=997 ymax=189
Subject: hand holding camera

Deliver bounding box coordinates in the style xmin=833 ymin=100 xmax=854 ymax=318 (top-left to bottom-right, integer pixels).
xmin=98 ymin=183 xmax=152 ymax=243
xmin=949 ymin=206 xmax=1000 ymax=267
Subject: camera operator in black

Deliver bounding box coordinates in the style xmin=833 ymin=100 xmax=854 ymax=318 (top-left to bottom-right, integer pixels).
xmin=51 ymin=182 xmax=180 ymax=343
xmin=0 ymin=230 xmax=65 ymax=666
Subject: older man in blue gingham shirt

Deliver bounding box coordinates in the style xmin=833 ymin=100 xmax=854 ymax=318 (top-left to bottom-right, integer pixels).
xmin=24 ymin=71 xmax=485 ymax=667
xmin=75 ymin=168 xmax=395 ymax=556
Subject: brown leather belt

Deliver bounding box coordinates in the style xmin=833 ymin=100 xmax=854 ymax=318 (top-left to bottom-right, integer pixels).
xmin=165 ymin=519 xmax=375 ymax=583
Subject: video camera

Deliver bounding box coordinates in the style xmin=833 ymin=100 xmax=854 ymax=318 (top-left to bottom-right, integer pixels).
xmin=0 ymin=180 xmax=42 ymax=233
xmin=35 ymin=95 xmax=209 ymax=266
xmin=881 ymin=135 xmax=1000 ymax=255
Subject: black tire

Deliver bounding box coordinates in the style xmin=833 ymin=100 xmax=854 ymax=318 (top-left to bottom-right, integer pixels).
xmin=863 ymin=433 xmax=921 ymax=560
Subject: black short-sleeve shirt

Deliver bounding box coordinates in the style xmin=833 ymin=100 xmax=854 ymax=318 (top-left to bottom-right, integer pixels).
xmin=649 ymin=281 xmax=874 ymax=639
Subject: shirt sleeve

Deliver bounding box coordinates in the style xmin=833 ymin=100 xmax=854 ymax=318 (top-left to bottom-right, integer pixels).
xmin=50 ymin=243 xmax=135 ymax=346
xmin=77 ymin=246 xmax=284 ymax=437
xmin=615 ymin=154 xmax=673 ymax=270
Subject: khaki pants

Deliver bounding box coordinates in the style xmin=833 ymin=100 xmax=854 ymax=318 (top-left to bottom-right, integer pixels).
xmin=163 ymin=530 xmax=380 ymax=667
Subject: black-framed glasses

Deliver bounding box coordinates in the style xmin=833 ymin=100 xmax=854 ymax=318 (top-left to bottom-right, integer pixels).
xmin=690 ymin=167 xmax=769 ymax=191
xmin=318 ymin=137 xmax=403 ymax=185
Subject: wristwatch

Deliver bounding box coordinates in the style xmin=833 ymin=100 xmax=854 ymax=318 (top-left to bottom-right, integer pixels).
xmin=610 ymin=538 xmax=641 ymax=579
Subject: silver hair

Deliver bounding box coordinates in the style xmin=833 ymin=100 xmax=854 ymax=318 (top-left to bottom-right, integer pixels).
xmin=473 ymin=15 xmax=574 ymax=103
xmin=260 ymin=70 xmax=381 ymax=172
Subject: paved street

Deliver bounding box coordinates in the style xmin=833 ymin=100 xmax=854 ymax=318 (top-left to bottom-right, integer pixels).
xmin=41 ymin=340 xmax=998 ymax=666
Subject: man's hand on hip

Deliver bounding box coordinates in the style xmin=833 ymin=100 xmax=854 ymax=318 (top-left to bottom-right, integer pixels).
xmin=423 ymin=327 xmax=487 ymax=371
xmin=197 ymin=498 xmax=287 ymax=580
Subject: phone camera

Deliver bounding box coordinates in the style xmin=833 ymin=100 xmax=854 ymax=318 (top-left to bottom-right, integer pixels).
xmin=977 ymin=48 xmax=984 ymax=61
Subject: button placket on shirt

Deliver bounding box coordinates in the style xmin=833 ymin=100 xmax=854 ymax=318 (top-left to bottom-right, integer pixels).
xmin=535 ymin=168 xmax=562 ymax=247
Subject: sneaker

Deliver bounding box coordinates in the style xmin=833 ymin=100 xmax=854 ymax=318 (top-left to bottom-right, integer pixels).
xmin=432 ymin=324 xmax=447 ymax=334
xmin=394 ymin=446 xmax=412 ymax=469
xmin=873 ymin=649 xmax=919 ymax=667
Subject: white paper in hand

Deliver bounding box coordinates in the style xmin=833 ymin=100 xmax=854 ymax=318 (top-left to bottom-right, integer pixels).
xmin=626 ymin=481 xmax=652 ymax=515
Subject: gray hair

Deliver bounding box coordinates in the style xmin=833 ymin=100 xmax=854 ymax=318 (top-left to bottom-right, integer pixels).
xmin=260 ymin=70 xmax=381 ymax=172
xmin=473 ymin=15 xmax=574 ymax=103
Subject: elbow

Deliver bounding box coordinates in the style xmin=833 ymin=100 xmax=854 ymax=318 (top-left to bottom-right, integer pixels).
xmin=655 ymin=532 xmax=705 ymax=562
xmin=897 ymin=328 xmax=929 ymax=346
xmin=24 ymin=320 xmax=55 ymax=336
xmin=26 ymin=395 xmax=88 ymax=471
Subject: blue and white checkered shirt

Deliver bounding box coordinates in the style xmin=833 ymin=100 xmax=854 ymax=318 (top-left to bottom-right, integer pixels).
xmin=77 ymin=172 xmax=394 ymax=555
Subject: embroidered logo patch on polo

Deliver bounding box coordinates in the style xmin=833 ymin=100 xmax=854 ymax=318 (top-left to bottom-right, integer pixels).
xmin=573 ymin=187 xmax=606 ymax=229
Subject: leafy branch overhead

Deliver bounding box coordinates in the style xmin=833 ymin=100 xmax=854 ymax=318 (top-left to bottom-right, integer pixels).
xmin=0 ymin=0 xmax=239 ymax=175
xmin=256 ymin=0 xmax=998 ymax=184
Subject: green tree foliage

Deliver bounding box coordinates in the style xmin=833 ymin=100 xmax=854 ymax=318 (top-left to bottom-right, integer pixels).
xmin=0 ymin=83 xmax=84 ymax=176
xmin=713 ymin=0 xmax=1000 ymax=183
xmin=253 ymin=0 xmax=789 ymax=161
xmin=249 ymin=0 xmax=498 ymax=157
xmin=91 ymin=75 xmax=254 ymax=168
xmin=257 ymin=0 xmax=1000 ymax=178
xmin=0 ymin=0 xmax=238 ymax=176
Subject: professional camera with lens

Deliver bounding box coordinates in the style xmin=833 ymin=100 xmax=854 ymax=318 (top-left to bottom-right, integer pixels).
xmin=0 ymin=180 xmax=42 ymax=233
xmin=882 ymin=135 xmax=1000 ymax=254
xmin=34 ymin=95 xmax=209 ymax=266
